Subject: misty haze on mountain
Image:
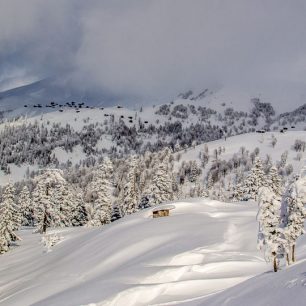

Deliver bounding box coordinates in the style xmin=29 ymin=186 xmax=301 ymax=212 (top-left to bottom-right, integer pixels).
xmin=1 ymin=0 xmax=306 ymax=109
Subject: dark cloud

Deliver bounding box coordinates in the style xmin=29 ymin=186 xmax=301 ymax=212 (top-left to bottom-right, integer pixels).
xmin=1 ymin=0 xmax=306 ymax=109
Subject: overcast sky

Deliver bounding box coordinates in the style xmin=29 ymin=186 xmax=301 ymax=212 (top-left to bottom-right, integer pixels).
xmin=1 ymin=0 xmax=306 ymax=107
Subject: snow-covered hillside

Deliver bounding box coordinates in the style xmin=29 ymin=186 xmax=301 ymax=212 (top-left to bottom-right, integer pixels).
xmin=0 ymin=99 xmax=305 ymax=186
xmin=199 ymin=250 xmax=306 ymax=306
xmin=1 ymin=197 xmax=306 ymax=306
xmin=1 ymin=128 xmax=305 ymax=188
xmin=0 ymin=78 xmax=122 ymax=115
xmin=176 ymin=131 xmax=306 ymax=173
xmin=1 ymin=81 xmax=306 ymax=188
xmin=0 ymin=199 xmax=271 ymax=306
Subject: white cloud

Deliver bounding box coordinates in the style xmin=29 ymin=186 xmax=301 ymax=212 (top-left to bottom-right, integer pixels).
xmin=1 ymin=0 xmax=306 ymax=107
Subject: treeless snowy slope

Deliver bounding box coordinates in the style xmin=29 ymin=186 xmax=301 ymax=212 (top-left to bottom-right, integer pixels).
xmin=191 ymin=235 xmax=306 ymax=306
xmin=0 ymin=199 xmax=268 ymax=306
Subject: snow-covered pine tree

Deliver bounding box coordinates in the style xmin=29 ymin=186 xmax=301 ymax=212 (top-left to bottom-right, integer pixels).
xmin=171 ymin=173 xmax=180 ymax=200
xmin=0 ymin=235 xmax=9 ymax=254
xmin=32 ymin=169 xmax=66 ymax=233
xmin=189 ymin=161 xmax=200 ymax=182
xmin=267 ymin=166 xmax=283 ymax=196
xmin=237 ymin=157 xmax=267 ymax=201
xmin=33 ymin=178 xmax=58 ymax=233
xmin=19 ymin=185 xmax=33 ymax=226
xmin=206 ymin=172 xmax=214 ymax=190
xmin=119 ymin=156 xmax=140 ymax=216
xmin=0 ymin=183 xmax=21 ymax=253
xmin=2 ymin=183 xmax=21 ymax=234
xmin=72 ymin=193 xmax=88 ymax=226
xmin=151 ymin=148 xmax=174 ymax=205
xmin=257 ymin=186 xmax=285 ymax=272
xmin=282 ymin=176 xmax=306 ymax=263
xmin=138 ymin=168 xmax=155 ymax=209
xmin=138 ymin=167 xmax=151 ymax=200
xmin=111 ymin=203 xmax=122 ymax=222
xmin=216 ymin=182 xmax=227 ymax=202
xmin=53 ymin=183 xmax=76 ymax=227
xmin=88 ymin=158 xmax=113 ymax=226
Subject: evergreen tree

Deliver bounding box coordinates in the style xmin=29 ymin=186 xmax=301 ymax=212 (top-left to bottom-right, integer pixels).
xmin=33 ymin=169 xmax=66 ymax=233
xmin=206 ymin=172 xmax=214 ymax=190
xmin=19 ymin=186 xmax=33 ymax=226
xmin=4 ymin=183 xmax=21 ymax=234
xmin=237 ymin=158 xmax=266 ymax=201
xmin=88 ymin=158 xmax=113 ymax=226
xmin=119 ymin=156 xmax=139 ymax=216
xmin=282 ymin=177 xmax=306 ymax=263
xmin=72 ymin=193 xmax=88 ymax=226
xmin=267 ymin=166 xmax=283 ymax=196
xmin=111 ymin=204 xmax=122 ymax=222
xmin=0 ymin=235 xmax=9 ymax=254
xmin=189 ymin=161 xmax=200 ymax=182
xmin=54 ymin=183 xmax=75 ymax=227
xmin=0 ymin=183 xmax=21 ymax=253
xmin=257 ymin=186 xmax=285 ymax=272
xmin=151 ymin=149 xmax=173 ymax=205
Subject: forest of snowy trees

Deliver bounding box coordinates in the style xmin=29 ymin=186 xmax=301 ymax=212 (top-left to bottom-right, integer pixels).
xmin=1 ymin=97 xmax=306 ymax=255
xmin=1 ymin=134 xmax=306 ymax=255
xmin=0 ymin=98 xmax=306 ymax=176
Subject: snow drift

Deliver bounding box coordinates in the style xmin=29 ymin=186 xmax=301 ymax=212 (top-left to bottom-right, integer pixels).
xmin=0 ymin=199 xmax=269 ymax=306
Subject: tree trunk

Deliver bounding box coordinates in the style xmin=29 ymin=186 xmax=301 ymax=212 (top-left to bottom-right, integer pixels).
xmin=286 ymin=253 xmax=290 ymax=266
xmin=292 ymin=245 xmax=296 ymax=263
xmin=273 ymin=256 xmax=278 ymax=272
xmin=42 ymin=184 xmax=49 ymax=234
xmin=42 ymin=213 xmax=47 ymax=234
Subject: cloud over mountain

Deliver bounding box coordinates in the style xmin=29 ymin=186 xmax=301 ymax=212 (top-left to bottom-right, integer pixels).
xmin=1 ymin=0 xmax=306 ymax=107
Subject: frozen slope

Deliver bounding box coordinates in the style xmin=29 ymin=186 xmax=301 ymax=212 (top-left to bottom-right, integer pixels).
xmin=202 ymin=259 xmax=306 ymax=306
xmin=0 ymin=199 xmax=269 ymax=306
xmin=176 ymin=131 xmax=306 ymax=171
xmin=191 ymin=236 xmax=306 ymax=306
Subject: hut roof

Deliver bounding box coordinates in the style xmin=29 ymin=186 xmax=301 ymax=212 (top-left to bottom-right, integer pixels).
xmin=152 ymin=205 xmax=175 ymax=212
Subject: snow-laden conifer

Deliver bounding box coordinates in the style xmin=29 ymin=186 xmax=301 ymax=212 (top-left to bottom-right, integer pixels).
xmin=119 ymin=156 xmax=139 ymax=216
xmin=267 ymin=166 xmax=283 ymax=196
xmin=0 ymin=183 xmax=21 ymax=253
xmin=257 ymin=186 xmax=285 ymax=272
xmin=72 ymin=193 xmax=87 ymax=226
xmin=237 ymin=157 xmax=266 ymax=200
xmin=151 ymin=148 xmax=173 ymax=205
xmin=19 ymin=186 xmax=33 ymax=226
xmin=53 ymin=183 xmax=76 ymax=227
xmin=87 ymin=158 xmax=113 ymax=226
xmin=282 ymin=175 xmax=306 ymax=263
xmin=33 ymin=169 xmax=66 ymax=233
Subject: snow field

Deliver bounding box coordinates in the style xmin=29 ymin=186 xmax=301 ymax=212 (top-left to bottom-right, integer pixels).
xmin=0 ymin=199 xmax=269 ymax=306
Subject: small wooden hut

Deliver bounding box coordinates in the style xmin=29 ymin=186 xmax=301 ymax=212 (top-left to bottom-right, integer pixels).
xmin=152 ymin=205 xmax=175 ymax=218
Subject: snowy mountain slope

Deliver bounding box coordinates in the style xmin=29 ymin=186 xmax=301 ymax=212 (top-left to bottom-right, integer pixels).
xmin=0 ymin=127 xmax=305 ymax=188
xmin=0 ymin=84 xmax=250 ymax=113
xmin=175 ymin=131 xmax=306 ymax=172
xmin=0 ymin=84 xmax=280 ymax=126
xmin=176 ymin=86 xmax=253 ymax=113
xmin=191 ymin=236 xmax=306 ymax=306
xmin=0 ymin=80 xmax=301 ymax=116
xmin=0 ymin=85 xmax=305 ymax=188
xmin=0 ymin=199 xmax=269 ymax=306
xmin=0 ymin=78 xmax=123 ymax=114
xmin=1 ymin=83 xmax=303 ymax=135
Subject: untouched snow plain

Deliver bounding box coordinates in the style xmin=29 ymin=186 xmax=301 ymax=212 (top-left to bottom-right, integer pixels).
xmin=2 ymin=198 xmax=303 ymax=306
